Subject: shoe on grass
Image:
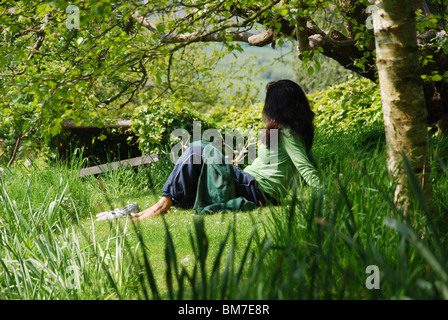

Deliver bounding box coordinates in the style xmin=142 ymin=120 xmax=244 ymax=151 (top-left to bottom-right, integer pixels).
xmin=96 ymin=202 xmax=140 ymax=221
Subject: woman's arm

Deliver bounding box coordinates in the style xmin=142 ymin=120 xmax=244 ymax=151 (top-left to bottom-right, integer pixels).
xmin=282 ymin=131 xmax=320 ymax=188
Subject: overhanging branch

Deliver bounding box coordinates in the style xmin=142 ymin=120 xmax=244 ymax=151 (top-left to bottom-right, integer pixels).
xmin=162 ymin=29 xmax=275 ymax=47
xmin=133 ymin=0 xmax=280 ymax=48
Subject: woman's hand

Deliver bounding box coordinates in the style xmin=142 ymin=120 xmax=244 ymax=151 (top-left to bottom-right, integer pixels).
xmin=129 ymin=196 xmax=173 ymax=222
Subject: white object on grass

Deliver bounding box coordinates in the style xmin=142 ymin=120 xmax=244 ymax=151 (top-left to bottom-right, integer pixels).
xmin=96 ymin=202 xmax=140 ymax=221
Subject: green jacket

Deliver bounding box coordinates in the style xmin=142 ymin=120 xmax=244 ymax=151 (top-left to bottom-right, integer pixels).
xmin=244 ymin=128 xmax=320 ymax=200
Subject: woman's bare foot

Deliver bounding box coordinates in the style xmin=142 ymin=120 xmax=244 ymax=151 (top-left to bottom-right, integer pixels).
xmin=129 ymin=196 xmax=173 ymax=222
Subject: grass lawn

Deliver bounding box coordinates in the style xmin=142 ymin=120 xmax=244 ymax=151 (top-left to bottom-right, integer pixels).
xmin=86 ymin=194 xmax=272 ymax=299
xmin=1 ymin=126 xmax=448 ymax=300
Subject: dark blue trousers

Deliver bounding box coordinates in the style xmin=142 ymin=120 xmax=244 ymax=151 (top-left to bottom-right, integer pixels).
xmin=162 ymin=142 xmax=272 ymax=208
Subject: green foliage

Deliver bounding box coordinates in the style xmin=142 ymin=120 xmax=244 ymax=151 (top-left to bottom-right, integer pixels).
xmin=0 ymin=177 xmax=140 ymax=299
xmin=209 ymin=103 xmax=264 ymax=132
xmin=210 ymin=78 xmax=384 ymax=141
xmin=1 ymin=0 xmax=264 ymax=164
xmin=131 ymin=99 xmax=219 ymax=155
xmin=296 ymin=55 xmax=360 ymax=94
xmin=2 ymin=0 xmax=448 ymax=301
xmin=1 ymin=0 xmax=447 ymax=168
xmin=0 ymin=111 xmax=44 ymax=166
xmin=165 ymin=43 xmax=263 ymax=112
xmin=312 ymin=77 xmax=383 ymax=133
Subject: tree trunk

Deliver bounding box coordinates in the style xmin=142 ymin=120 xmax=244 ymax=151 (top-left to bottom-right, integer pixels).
xmin=373 ymin=0 xmax=432 ymax=214
xmin=7 ymin=132 xmax=23 ymax=167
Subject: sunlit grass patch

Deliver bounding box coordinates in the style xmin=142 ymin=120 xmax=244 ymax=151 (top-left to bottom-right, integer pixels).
xmin=1 ymin=125 xmax=448 ymax=300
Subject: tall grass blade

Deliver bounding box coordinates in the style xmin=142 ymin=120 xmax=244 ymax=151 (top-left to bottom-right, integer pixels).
xmin=220 ymin=245 xmax=234 ymax=300
xmin=131 ymin=221 xmax=161 ymax=300
xmin=235 ymin=227 xmax=256 ymax=284
xmin=384 ymin=217 xmax=448 ymax=299
xmin=192 ymin=216 xmax=208 ymax=299
xmin=163 ymin=215 xmax=180 ymax=299
xmin=210 ymin=225 xmax=231 ymax=299
xmin=336 ymin=175 xmax=357 ymax=239
xmin=402 ymin=154 xmax=445 ymax=263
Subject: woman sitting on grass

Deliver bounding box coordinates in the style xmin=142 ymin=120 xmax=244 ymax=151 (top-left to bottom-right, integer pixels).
xmin=130 ymin=79 xmax=320 ymax=222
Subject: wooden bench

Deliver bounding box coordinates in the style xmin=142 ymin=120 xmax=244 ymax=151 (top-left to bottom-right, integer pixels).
xmin=57 ymin=119 xmax=159 ymax=177
xmin=60 ymin=119 xmax=132 ymax=130
xmin=79 ymin=154 xmax=159 ymax=177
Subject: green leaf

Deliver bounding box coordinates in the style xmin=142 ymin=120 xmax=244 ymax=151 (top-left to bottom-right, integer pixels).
xmin=307 ymin=66 xmax=314 ymax=76
xmin=314 ymin=59 xmax=321 ymax=72
xmin=50 ymin=125 xmax=61 ymax=136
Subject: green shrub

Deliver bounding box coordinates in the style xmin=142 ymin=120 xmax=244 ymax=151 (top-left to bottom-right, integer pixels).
xmin=312 ymin=78 xmax=383 ymax=133
xmin=209 ymin=103 xmax=264 ymax=132
xmin=131 ymin=100 xmax=220 ymax=155
xmin=207 ymin=103 xmax=267 ymax=166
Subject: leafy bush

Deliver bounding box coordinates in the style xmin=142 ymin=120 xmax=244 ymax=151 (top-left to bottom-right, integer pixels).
xmin=312 ymin=77 xmax=383 ymax=133
xmin=209 ymin=103 xmax=264 ymax=132
xmin=0 ymin=107 xmax=44 ymax=166
xmin=131 ymin=99 xmax=220 ymax=155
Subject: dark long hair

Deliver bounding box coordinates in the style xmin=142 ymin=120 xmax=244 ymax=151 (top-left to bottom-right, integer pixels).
xmin=263 ymin=79 xmax=315 ymax=151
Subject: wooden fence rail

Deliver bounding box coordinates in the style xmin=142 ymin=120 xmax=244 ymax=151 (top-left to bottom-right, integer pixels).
xmin=79 ymin=154 xmax=159 ymax=177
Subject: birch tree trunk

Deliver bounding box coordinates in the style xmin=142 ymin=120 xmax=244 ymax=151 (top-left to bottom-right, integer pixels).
xmin=372 ymin=0 xmax=432 ymax=213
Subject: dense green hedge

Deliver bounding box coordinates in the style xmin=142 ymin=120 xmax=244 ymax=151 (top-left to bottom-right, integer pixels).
xmin=311 ymin=77 xmax=383 ymax=133
xmin=131 ymin=99 xmax=220 ymax=155
xmin=208 ymin=103 xmax=264 ymax=131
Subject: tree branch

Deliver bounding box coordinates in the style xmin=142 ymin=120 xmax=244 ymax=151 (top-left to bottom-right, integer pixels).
xmin=10 ymin=29 xmax=40 ymax=42
xmin=7 ymin=132 xmax=22 ymax=167
xmin=162 ymin=29 xmax=275 ymax=47
xmin=133 ymin=0 xmax=280 ymax=48
xmin=0 ymin=70 xmax=26 ymax=77
xmin=306 ymin=16 xmax=356 ymax=48
xmin=27 ymin=12 xmax=50 ymax=61
xmin=296 ymin=15 xmax=310 ymax=59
